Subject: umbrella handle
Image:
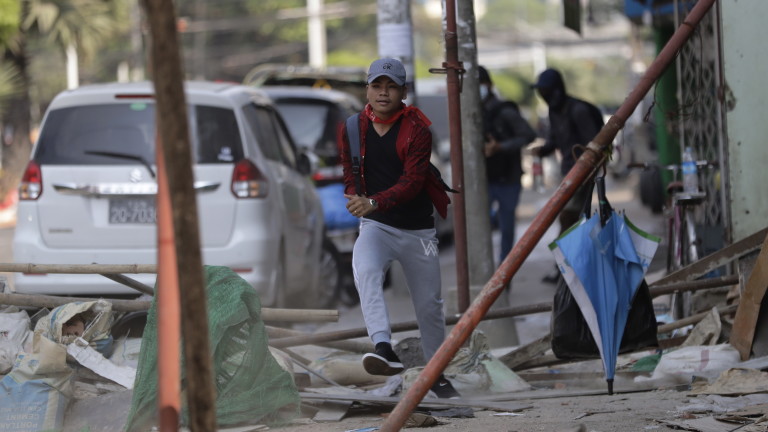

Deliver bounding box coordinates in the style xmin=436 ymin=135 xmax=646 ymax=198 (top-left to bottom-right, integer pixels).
xmin=579 ymin=180 xmax=596 ymax=218
xmin=595 ymin=176 xmax=613 ymax=226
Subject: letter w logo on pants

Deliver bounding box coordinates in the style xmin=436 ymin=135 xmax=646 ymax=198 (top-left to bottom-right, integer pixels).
xmin=420 ymin=239 xmax=438 ymax=257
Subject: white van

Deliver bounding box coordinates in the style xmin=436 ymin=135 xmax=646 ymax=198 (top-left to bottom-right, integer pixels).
xmin=13 ymin=81 xmax=340 ymax=308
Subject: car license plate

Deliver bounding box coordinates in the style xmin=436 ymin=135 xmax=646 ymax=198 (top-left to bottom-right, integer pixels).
xmin=109 ymin=197 xmax=156 ymax=224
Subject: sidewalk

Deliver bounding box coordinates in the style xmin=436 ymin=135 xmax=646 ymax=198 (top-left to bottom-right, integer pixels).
xmin=296 ymin=170 xmax=665 ymax=366
xmin=297 ymin=172 xmax=667 ymax=354
xmin=280 ymin=174 xmax=721 ymax=432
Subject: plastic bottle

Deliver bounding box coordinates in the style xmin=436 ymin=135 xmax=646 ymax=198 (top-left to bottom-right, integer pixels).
xmin=681 ymin=146 xmax=699 ymax=193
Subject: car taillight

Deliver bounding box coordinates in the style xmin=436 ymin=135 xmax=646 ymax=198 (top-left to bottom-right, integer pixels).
xmin=231 ymin=159 xmax=268 ymax=199
xmin=311 ymin=165 xmax=344 ymax=183
xmin=19 ymin=160 xmax=42 ymax=200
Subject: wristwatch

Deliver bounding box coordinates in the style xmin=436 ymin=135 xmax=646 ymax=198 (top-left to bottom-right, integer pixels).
xmin=369 ymin=198 xmax=378 ymax=209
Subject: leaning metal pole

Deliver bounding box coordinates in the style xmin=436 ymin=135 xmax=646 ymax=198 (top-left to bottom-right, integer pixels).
xmin=380 ymin=0 xmax=718 ymax=429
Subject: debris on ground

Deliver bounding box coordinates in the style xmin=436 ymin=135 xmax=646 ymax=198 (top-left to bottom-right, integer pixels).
xmin=0 ymin=240 xmax=767 ymax=432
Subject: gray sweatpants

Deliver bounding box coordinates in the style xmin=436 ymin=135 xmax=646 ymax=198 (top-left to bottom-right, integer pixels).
xmin=352 ymin=218 xmax=445 ymax=362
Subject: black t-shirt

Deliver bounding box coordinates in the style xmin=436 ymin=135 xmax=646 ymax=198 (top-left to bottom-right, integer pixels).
xmin=364 ymin=119 xmax=434 ymax=230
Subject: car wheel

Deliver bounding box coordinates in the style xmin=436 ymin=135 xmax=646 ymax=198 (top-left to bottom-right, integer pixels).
xmin=312 ymin=236 xmax=342 ymax=309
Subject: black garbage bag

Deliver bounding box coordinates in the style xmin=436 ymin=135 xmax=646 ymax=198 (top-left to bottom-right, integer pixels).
xmin=551 ymin=275 xmax=659 ymax=360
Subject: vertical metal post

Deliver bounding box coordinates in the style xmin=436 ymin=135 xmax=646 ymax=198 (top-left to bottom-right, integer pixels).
xmin=377 ymin=0 xmax=418 ymax=103
xmin=441 ymin=0 xmax=470 ymax=313
xmin=307 ymin=0 xmax=327 ymax=68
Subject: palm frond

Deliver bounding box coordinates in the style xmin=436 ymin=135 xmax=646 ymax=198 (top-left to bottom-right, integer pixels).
xmin=23 ymin=0 xmax=117 ymax=56
xmin=0 ymin=62 xmax=23 ymax=118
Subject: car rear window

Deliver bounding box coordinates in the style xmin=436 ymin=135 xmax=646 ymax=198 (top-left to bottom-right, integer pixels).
xmin=273 ymin=100 xmax=330 ymax=150
xmin=272 ymin=99 xmax=347 ymax=163
xmin=34 ymin=103 xmax=244 ymax=165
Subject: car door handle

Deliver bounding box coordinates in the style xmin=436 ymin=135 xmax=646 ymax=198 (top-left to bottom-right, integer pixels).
xmin=192 ymin=181 xmax=220 ymax=192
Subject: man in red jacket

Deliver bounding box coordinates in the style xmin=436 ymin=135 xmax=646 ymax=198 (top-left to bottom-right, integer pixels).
xmin=339 ymin=57 xmax=458 ymax=399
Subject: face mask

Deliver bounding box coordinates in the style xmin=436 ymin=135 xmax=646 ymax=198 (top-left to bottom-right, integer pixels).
xmin=479 ymin=85 xmax=489 ymax=100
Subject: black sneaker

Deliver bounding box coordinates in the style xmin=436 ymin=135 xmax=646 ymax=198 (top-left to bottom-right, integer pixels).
xmin=430 ymin=375 xmax=460 ymax=399
xmin=362 ymin=342 xmax=404 ymax=376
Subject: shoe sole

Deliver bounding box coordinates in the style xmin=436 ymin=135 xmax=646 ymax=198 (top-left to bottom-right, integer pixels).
xmin=362 ymin=353 xmax=404 ymax=376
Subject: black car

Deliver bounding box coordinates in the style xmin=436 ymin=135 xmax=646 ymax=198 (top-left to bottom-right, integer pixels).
xmin=262 ymin=86 xmax=364 ymax=186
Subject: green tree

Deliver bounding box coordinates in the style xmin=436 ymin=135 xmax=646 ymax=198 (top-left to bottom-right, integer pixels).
xmin=0 ymin=0 xmax=118 ymax=202
xmin=0 ymin=0 xmax=22 ymax=116
xmin=24 ymin=0 xmax=116 ymax=88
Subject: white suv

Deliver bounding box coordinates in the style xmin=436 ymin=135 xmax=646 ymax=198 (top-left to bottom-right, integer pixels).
xmin=13 ymin=81 xmax=339 ymax=308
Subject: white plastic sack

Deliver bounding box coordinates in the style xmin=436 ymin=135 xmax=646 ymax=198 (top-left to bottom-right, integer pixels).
xmin=639 ymin=343 xmax=741 ymax=385
xmin=67 ymin=337 xmax=136 ymax=388
xmin=0 ymin=331 xmax=74 ymax=432
xmin=0 ymin=310 xmax=32 ymax=374
xmin=308 ymin=351 xmax=388 ymax=386
xmin=109 ymin=337 xmax=143 ymax=369
xmin=34 ymin=299 xmax=114 ymax=355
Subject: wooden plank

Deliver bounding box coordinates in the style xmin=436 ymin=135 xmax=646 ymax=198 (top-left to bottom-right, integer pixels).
xmin=0 ymin=292 xmax=338 ymax=322
xmin=298 ymin=392 xmax=532 ymax=413
xmin=0 ymin=262 xmax=158 ymax=273
xmin=311 ymin=400 xmax=353 ymax=422
xmin=657 ymin=304 xmax=739 ymax=334
xmin=649 ymin=275 xmax=739 ymax=298
xmin=269 ymin=302 xmax=552 ymax=348
xmin=266 ymin=325 xmax=373 ymax=353
xmin=652 ymin=227 xmax=767 ymax=285
xmin=312 ymin=400 xmax=354 ymax=423
xmin=730 ymin=232 xmax=768 ymax=360
xmin=498 ymin=334 xmax=552 ymax=370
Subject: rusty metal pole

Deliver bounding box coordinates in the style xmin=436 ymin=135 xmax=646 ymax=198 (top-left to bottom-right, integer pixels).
xmin=440 ymin=0 xmax=470 ymax=313
xmin=155 ymin=136 xmax=181 ymax=432
xmin=380 ymin=0 xmax=717 ymax=429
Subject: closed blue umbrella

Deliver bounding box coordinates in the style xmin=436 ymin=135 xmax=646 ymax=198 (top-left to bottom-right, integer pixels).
xmin=551 ymin=180 xmax=658 ymax=394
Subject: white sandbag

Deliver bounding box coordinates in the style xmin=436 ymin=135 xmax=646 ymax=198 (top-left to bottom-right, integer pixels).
xmin=308 ymin=351 xmax=388 ymax=386
xmin=109 ymin=337 xmax=143 ymax=369
xmin=34 ymin=299 xmax=114 ymax=355
xmin=639 ymin=343 xmax=741 ymax=385
xmin=0 ymin=310 xmax=32 ymax=374
xmin=0 ymin=331 xmax=74 ymax=432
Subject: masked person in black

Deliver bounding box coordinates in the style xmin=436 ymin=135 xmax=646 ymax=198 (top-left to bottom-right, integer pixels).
xmin=479 ymin=66 xmax=537 ymax=266
xmin=531 ymin=68 xmax=604 ymax=283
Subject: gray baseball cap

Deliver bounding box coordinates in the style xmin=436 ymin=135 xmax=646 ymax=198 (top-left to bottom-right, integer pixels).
xmin=367 ymin=58 xmax=406 ymax=86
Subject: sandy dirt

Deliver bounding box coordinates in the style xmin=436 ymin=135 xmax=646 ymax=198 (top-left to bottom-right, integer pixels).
xmin=271 ymin=388 xmax=694 ymax=432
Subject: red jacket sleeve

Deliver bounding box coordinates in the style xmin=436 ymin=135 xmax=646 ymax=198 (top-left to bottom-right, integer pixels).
xmin=338 ymin=117 xmax=357 ymax=196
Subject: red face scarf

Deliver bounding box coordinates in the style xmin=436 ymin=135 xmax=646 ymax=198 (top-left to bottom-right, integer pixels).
xmin=364 ymin=103 xmax=432 ymax=127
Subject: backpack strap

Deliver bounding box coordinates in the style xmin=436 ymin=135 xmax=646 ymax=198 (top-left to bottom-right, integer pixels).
xmin=345 ymin=114 xmax=362 ymax=195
